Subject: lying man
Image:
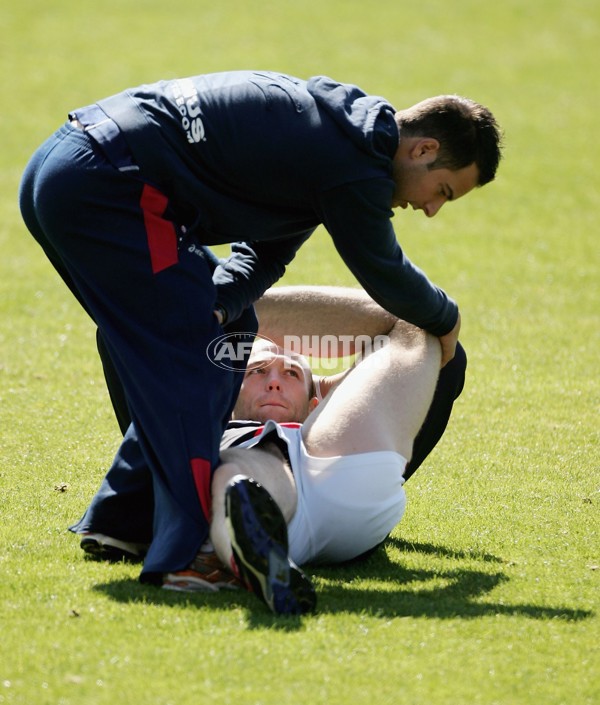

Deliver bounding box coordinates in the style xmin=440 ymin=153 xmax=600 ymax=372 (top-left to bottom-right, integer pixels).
xmin=188 ymin=285 xmax=449 ymax=614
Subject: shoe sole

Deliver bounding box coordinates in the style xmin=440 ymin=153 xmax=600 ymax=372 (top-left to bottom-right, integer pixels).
xmin=225 ymin=477 xmax=316 ymax=615
xmin=162 ymin=570 xmax=240 ymax=593
xmin=162 ymin=574 xmax=220 ymax=593
xmin=80 ymin=536 xmax=144 ymax=563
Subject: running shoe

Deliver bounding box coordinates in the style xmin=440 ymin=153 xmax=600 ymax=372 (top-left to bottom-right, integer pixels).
xmin=163 ymin=552 xmax=241 ymax=592
xmin=225 ymin=477 xmax=316 ymax=615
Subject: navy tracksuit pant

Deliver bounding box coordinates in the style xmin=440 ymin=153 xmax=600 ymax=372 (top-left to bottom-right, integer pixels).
xmin=19 ymin=122 xmax=254 ymax=582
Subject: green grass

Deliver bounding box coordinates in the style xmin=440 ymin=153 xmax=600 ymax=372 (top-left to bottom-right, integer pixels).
xmin=1 ymin=0 xmax=598 ymax=703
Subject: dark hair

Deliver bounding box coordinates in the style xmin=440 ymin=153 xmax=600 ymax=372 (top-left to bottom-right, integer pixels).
xmin=397 ymin=95 xmax=503 ymax=185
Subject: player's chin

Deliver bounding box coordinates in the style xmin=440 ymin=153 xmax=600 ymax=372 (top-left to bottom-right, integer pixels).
xmin=257 ymin=407 xmax=294 ymax=424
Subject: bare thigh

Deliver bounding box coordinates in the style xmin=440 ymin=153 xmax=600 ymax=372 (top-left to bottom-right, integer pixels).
xmin=301 ymin=323 xmax=441 ymax=460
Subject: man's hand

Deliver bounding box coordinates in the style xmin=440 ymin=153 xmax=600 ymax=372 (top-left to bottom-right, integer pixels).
xmin=438 ymin=313 xmax=461 ymax=368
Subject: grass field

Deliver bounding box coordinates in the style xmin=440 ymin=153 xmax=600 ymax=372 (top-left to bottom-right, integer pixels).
xmin=1 ymin=0 xmax=598 ymax=703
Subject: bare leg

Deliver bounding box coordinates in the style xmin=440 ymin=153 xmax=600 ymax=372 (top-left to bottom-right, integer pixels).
xmin=210 ymin=444 xmax=297 ymax=569
xmin=301 ymin=321 xmax=441 ymax=461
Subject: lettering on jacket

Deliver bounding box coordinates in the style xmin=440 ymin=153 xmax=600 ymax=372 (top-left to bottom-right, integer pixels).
xmin=172 ymin=79 xmax=206 ymax=144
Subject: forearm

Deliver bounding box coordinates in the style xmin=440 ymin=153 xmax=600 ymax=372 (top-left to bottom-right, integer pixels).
xmin=321 ymin=181 xmax=459 ymax=337
xmin=255 ymin=285 xmax=398 ymax=353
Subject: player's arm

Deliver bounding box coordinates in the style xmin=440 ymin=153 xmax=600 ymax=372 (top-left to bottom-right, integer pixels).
xmin=254 ymin=285 xmax=398 ymax=356
xmin=255 ymin=285 xmax=418 ymax=400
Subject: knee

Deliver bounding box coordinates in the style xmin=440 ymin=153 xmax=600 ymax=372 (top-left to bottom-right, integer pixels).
xmin=387 ymin=321 xmax=438 ymax=366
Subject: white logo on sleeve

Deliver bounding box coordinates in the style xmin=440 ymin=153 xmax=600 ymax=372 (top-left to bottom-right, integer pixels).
xmin=172 ymin=79 xmax=206 ymax=144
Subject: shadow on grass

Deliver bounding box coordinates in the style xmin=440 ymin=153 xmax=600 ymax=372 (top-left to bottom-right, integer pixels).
xmin=310 ymin=537 xmax=593 ymax=622
xmin=92 ymin=578 xmax=306 ymax=632
xmin=91 ymin=537 xmax=593 ymax=627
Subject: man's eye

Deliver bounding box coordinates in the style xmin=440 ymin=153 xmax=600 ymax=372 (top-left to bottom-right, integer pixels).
xmin=247 ymin=367 xmax=265 ymax=376
xmin=286 ymin=369 xmax=299 ymax=378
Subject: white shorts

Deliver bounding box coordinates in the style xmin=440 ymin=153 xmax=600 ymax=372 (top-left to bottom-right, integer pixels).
xmin=238 ymin=420 xmax=407 ymax=566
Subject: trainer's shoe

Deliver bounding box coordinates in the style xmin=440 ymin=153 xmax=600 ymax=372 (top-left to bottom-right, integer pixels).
xmin=79 ymin=532 xmax=148 ymax=562
xmin=163 ymin=551 xmax=242 ymax=592
xmin=225 ymin=477 xmax=316 ymax=615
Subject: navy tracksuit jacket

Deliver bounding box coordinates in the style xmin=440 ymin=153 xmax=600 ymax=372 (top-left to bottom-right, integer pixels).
xmin=19 ymin=71 xmax=462 ymax=581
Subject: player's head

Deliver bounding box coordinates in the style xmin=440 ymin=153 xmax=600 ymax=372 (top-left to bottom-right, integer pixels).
xmin=232 ymin=339 xmax=318 ymax=424
xmin=396 ymin=95 xmax=502 ymax=184
xmin=391 ymin=96 xmax=502 ymax=217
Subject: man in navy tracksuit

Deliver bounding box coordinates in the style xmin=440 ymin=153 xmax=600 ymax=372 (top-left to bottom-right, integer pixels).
xmin=19 ymin=71 xmax=502 ymax=590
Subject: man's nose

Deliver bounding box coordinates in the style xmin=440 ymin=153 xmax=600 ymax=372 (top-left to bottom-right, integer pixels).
xmin=266 ymin=375 xmax=282 ymax=390
xmin=423 ymin=197 xmax=446 ymax=218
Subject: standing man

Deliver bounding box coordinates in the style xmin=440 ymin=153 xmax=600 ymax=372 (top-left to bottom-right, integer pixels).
xmin=19 ymin=70 xmax=502 ymax=586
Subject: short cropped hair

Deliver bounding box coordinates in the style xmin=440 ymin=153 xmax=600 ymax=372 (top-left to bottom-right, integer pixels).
xmin=396 ymin=95 xmax=503 ymax=186
xmin=249 ymin=338 xmax=315 ymax=399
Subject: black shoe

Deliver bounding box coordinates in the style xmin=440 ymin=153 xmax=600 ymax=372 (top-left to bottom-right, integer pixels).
xmin=225 ymin=477 xmax=316 ymax=615
xmin=79 ymin=532 xmax=148 ymax=563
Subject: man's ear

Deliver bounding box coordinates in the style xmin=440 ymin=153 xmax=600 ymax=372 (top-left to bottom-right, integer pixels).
xmin=308 ymin=396 xmax=319 ymax=413
xmin=410 ymin=138 xmax=440 ymax=164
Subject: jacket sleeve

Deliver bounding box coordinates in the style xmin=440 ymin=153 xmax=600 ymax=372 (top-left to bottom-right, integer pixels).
xmin=318 ymin=179 xmax=459 ymax=336
xmin=212 ymin=231 xmax=314 ymax=323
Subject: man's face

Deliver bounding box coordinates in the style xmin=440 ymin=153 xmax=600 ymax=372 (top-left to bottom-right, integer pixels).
xmin=232 ymin=346 xmax=316 ymax=424
xmin=391 ymin=138 xmax=480 ymax=217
